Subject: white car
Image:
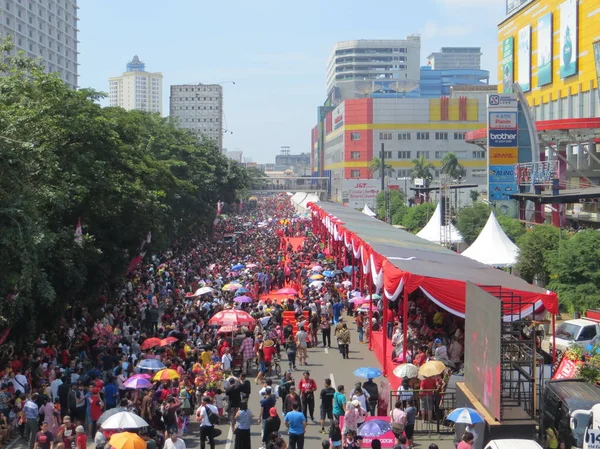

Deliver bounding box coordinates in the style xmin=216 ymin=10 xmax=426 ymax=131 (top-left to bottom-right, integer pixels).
xmin=553 ymin=319 xmax=600 ymax=353
xmin=485 ymin=439 xmax=543 ymax=449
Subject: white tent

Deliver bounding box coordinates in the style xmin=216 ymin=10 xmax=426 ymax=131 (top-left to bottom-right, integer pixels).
xmin=290 ymin=192 xmax=320 ymax=214
xmin=362 ymin=204 xmax=377 ymax=217
xmin=416 ymin=202 xmax=463 ymax=244
xmin=461 ymin=211 xmax=519 ymax=267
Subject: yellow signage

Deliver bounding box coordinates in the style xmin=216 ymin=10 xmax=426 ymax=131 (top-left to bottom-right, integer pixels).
xmin=490 ymin=147 xmax=518 ymax=164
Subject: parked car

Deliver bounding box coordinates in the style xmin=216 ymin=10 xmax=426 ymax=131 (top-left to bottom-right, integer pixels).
xmin=553 ymin=319 xmax=600 ymax=353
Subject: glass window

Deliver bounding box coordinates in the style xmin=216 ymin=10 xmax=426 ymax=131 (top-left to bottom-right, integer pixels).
xmin=398 ymin=151 xmax=411 ymax=159
xmin=435 ymin=132 xmax=448 ymax=140
xmin=350 ymin=132 xmax=361 ymax=141
xmin=398 ymin=133 xmax=411 ymax=140
xmin=351 ymin=151 xmax=361 ymax=159
xmin=417 ymin=132 xmax=430 ymax=140
xmin=350 ymin=169 xmax=361 ymax=178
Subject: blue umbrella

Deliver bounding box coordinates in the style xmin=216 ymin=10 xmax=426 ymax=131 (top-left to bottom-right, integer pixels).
xmin=357 ymin=419 xmax=392 ymax=437
xmin=343 ymin=266 xmax=355 ymax=274
xmin=232 ymin=263 xmax=244 ymax=271
xmin=353 ymin=367 xmax=383 ymax=379
xmin=234 ymin=288 xmax=249 ymax=296
xmin=322 ymin=270 xmax=335 ymax=278
xmin=136 ymin=359 xmax=166 ymax=371
xmin=446 ymin=407 xmax=484 ymax=424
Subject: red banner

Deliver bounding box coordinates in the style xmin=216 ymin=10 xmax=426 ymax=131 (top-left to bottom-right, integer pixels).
xmin=552 ymin=357 xmax=583 ymax=380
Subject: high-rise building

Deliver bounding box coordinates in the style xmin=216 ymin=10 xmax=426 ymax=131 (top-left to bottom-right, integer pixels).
xmin=108 ymin=56 xmax=162 ymax=114
xmin=0 ymin=0 xmax=79 ymax=88
xmin=326 ymin=37 xmax=422 ymax=101
xmin=169 ymin=84 xmax=223 ymax=151
xmin=427 ymin=47 xmax=482 ymax=70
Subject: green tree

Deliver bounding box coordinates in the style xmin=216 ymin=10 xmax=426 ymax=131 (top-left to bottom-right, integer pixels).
xmin=376 ymin=190 xmax=407 ymax=225
xmin=496 ymin=214 xmax=526 ymax=243
xmin=402 ymin=202 xmax=436 ymax=233
xmin=547 ymin=230 xmax=600 ymax=314
xmin=369 ymin=157 xmax=395 ymax=179
xmin=455 ymin=202 xmax=492 ymax=245
xmin=515 ymin=225 xmax=561 ymax=286
xmin=441 ymin=152 xmax=466 ymax=181
xmin=469 ymin=190 xmax=480 ymax=203
xmin=410 ymin=155 xmax=434 ymax=186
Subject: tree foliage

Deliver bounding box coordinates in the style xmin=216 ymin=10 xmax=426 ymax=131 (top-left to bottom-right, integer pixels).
xmin=440 ymin=152 xmax=466 ymax=181
xmin=369 ymin=157 xmax=394 ymax=179
xmin=0 ymin=40 xmax=249 ymax=337
xmin=376 ymin=190 xmax=407 ymax=225
xmin=455 ymin=202 xmax=491 ymax=245
xmin=410 ymin=155 xmax=434 ymax=185
xmin=547 ymin=230 xmax=600 ymax=314
xmin=402 ymin=202 xmax=436 ymax=233
xmin=495 ymin=214 xmax=525 ymax=243
xmin=515 ymin=225 xmax=560 ymax=286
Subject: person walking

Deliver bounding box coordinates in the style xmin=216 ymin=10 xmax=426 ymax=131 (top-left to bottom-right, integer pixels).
xmin=333 ymin=385 xmax=346 ymax=423
xmin=164 ymin=430 xmax=186 ymax=449
xmin=298 ymin=371 xmax=317 ymax=422
xmin=24 ymin=393 xmax=40 ymax=449
xmin=319 ymin=379 xmax=335 ymax=434
xmin=233 ymin=402 xmax=252 ymax=449
xmin=337 ymin=324 xmax=351 ymax=359
xmin=263 ymin=407 xmax=281 ymax=449
xmin=196 ymin=397 xmax=218 ymax=449
xmin=259 ymin=388 xmax=277 ymax=445
xmin=284 ymin=402 xmax=307 ymax=449
xmin=295 ymin=325 xmax=308 ymax=366
xmin=320 ymin=315 xmax=332 ymax=348
xmin=285 ymin=335 xmax=297 ymax=371
xmin=362 ymin=378 xmax=379 ymax=417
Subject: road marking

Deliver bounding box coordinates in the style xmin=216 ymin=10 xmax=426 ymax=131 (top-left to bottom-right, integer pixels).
xmin=324 ymin=347 xmax=329 ymax=354
xmin=224 ymin=425 xmax=233 ymax=449
xmin=330 ymin=373 xmax=336 ymax=389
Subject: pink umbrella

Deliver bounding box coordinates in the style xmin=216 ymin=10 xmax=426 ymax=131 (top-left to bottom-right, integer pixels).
xmin=208 ymin=310 xmax=256 ymax=327
xmin=353 ymin=298 xmax=371 ymax=306
xmin=234 ymin=295 xmax=253 ymax=303
xmin=311 ymin=265 xmax=324 ymax=272
xmin=246 ymin=263 xmax=259 ymax=268
xmin=123 ymin=377 xmax=153 ymax=389
xmin=277 ymin=287 xmax=298 ymax=295
xmin=129 ymin=373 xmax=152 ymax=380
xmin=217 ymin=325 xmax=237 ymax=334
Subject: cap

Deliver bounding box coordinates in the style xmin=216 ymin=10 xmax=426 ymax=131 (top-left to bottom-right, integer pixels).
xmin=351 ymin=399 xmax=360 ymax=408
xmin=269 ymin=407 xmax=278 ymax=417
xmin=75 ymin=426 xmax=85 ymax=434
xmin=435 ymin=338 xmax=441 ymax=344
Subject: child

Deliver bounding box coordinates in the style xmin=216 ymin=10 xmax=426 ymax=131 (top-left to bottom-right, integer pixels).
xmin=75 ymin=426 xmax=87 ymax=449
xmin=214 ymin=389 xmax=226 ymax=417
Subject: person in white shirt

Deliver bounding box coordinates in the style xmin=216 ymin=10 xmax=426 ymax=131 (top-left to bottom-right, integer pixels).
xmin=433 ymin=338 xmax=448 ymax=360
xmin=164 ymin=431 xmax=186 ymax=449
xmin=50 ymin=376 xmax=63 ymax=400
xmin=448 ymin=337 xmax=463 ymax=365
xmin=12 ymin=371 xmax=29 ymax=395
xmin=196 ymin=397 xmax=218 ymax=449
xmin=221 ymin=348 xmax=233 ymax=372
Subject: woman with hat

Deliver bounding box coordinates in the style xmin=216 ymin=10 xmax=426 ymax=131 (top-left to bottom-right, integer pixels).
xmin=262 ymin=340 xmax=277 ymax=377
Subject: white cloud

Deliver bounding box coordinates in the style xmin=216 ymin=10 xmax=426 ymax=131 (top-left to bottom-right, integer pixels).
xmin=422 ymin=21 xmax=471 ymax=39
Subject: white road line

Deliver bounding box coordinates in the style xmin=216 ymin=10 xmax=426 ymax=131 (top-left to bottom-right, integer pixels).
xmin=324 ymin=347 xmax=329 ymax=354
xmin=330 ymin=373 xmax=336 ymax=389
xmin=224 ymin=425 xmax=233 ymax=449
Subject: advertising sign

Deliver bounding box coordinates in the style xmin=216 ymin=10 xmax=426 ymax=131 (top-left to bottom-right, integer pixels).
xmin=538 ymin=13 xmax=553 ymax=86
xmin=594 ymin=40 xmax=600 ymax=104
xmin=560 ymin=0 xmax=578 ymax=78
xmin=489 ymin=111 xmax=517 ymax=129
xmin=488 ymin=94 xmax=518 ymax=109
xmin=552 ymin=357 xmax=583 ymax=380
xmin=502 ymin=37 xmax=515 ymax=93
xmin=489 ymin=182 xmax=517 ymax=201
xmin=489 ymin=165 xmax=515 ymax=183
xmin=490 ymin=147 xmax=518 ymax=164
xmin=518 ymin=25 xmax=531 ymax=92
xmin=343 ymin=179 xmax=380 ymax=209
xmin=489 ymin=131 xmax=518 ymax=147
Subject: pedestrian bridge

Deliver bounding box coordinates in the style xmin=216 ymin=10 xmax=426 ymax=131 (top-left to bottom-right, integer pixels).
xmin=249 ymin=177 xmax=329 ymax=194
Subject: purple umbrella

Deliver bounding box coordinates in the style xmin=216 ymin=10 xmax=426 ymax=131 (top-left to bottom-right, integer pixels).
xmin=129 ymin=373 xmax=152 ymax=380
xmin=123 ymin=377 xmax=153 ymax=389
xmin=234 ymin=295 xmax=253 ymax=303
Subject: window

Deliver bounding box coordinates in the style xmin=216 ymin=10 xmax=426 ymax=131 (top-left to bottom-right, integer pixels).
xmin=416 ymin=151 xmax=430 ymax=159
xmin=350 ymin=132 xmax=361 ymax=141
xmin=435 ymin=132 xmax=448 ymax=140
xmin=454 ymin=132 xmax=466 ymax=140
xmin=579 ymin=326 xmax=597 ymax=341
xmin=398 ymin=132 xmax=411 ymax=140
xmin=472 ymin=151 xmax=485 ymax=159
xmin=379 ymin=132 xmax=392 ymax=140
xmin=398 ymin=151 xmax=411 ymax=159
xmin=416 ymin=132 xmax=430 ymax=140
xmin=351 ymin=151 xmax=361 ymax=160
xmin=350 ymin=170 xmax=361 ymax=178
xmin=435 ymin=151 xmax=446 ymax=159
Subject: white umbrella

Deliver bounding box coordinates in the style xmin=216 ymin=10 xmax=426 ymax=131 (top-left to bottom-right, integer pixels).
xmin=194 ymin=286 xmax=214 ymax=296
xmin=393 ymin=363 xmax=419 ymax=379
xmin=100 ymin=411 xmax=149 ymax=430
xmin=309 ymin=281 xmax=325 ymax=288
xmin=341 ymin=280 xmax=352 ymax=287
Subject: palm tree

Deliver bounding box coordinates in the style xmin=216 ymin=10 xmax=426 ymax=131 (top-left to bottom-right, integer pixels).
xmin=410 ymin=155 xmax=434 ymax=185
xmin=441 ymin=152 xmax=467 ymax=182
xmin=369 ymin=157 xmax=395 ymax=179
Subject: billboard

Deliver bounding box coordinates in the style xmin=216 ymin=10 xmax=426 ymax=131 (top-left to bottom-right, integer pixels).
xmin=594 ymin=40 xmax=600 ymax=104
xmin=502 ymin=37 xmax=514 ymax=93
xmin=560 ymin=0 xmax=578 ymax=78
xmin=343 ymin=179 xmax=380 ymax=209
xmin=489 ymin=131 xmax=518 ymax=147
xmin=538 ymin=13 xmax=553 ymax=86
xmin=489 ymin=147 xmax=518 ymax=164
xmin=465 ymin=282 xmax=502 ymax=421
xmin=489 ymin=111 xmax=517 ymax=129
xmin=518 ymin=25 xmax=531 ymax=92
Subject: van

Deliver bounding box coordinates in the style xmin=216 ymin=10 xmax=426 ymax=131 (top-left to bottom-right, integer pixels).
xmin=542 ymin=379 xmax=600 ymax=448
xmin=485 ymin=440 xmax=543 ymax=449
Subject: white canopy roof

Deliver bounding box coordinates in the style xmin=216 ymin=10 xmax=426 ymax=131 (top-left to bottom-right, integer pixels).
xmin=461 ymin=210 xmax=519 ymax=267
xmin=416 ymin=202 xmax=463 ymax=244
xmin=290 ymin=192 xmax=320 ymax=213
xmin=362 ymin=204 xmax=377 ymax=217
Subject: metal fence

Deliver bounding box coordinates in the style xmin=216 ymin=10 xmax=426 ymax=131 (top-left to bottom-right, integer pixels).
xmin=389 ymin=389 xmax=457 ymax=435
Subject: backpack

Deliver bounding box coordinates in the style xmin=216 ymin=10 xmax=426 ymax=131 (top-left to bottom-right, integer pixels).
xmin=204 ymin=406 xmax=219 ymax=425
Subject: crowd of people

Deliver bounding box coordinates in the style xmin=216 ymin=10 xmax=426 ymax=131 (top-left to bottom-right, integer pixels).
xmin=0 ymin=195 xmax=466 ymax=449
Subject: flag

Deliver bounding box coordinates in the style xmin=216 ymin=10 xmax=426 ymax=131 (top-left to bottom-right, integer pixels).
xmin=126 ymin=251 xmax=146 ymax=275
xmin=217 ymin=201 xmax=223 ymax=216
xmin=74 ymin=218 xmax=83 ymax=246
xmin=146 ymin=231 xmax=152 ymax=244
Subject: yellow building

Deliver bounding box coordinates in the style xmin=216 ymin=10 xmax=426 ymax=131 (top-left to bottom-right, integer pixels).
xmin=498 ymin=0 xmax=600 ymax=119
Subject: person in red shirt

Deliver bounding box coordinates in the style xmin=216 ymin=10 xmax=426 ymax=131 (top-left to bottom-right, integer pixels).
xmin=297 ymin=371 xmax=317 ymax=421
xmin=413 ymin=346 xmax=427 ymax=367
xmin=419 ymin=376 xmax=437 ymax=423
xmin=88 ymin=388 xmax=104 ymax=436
xmin=75 ymin=426 xmax=86 ymax=449
xmin=262 ymin=340 xmax=277 ymax=376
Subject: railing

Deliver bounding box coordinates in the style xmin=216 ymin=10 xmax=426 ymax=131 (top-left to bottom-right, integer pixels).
xmin=389 ymin=389 xmax=456 ymax=435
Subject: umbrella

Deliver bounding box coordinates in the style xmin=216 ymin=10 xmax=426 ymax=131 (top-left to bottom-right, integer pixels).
xmin=159 ymin=336 xmax=178 ymax=347
xmin=235 ymin=288 xmax=250 ymax=295
xmin=123 ymin=377 xmax=152 ymax=390
xmin=109 ymin=432 xmax=147 ymax=449
xmin=232 ymin=263 xmax=245 ymax=271
xmin=357 ymin=304 xmax=377 ymax=313
xmin=217 ymin=325 xmax=237 ymax=334
xmin=418 ymin=360 xmax=446 ymax=378
xmin=246 ymin=263 xmax=258 ymax=268
xmin=128 ymin=373 xmax=151 ymax=380
xmin=353 ymin=298 xmax=371 ymax=307
xmin=366 ymin=293 xmax=381 ymax=300
xmin=357 ymin=419 xmax=393 ymax=437
xmin=333 ymin=270 xmax=344 ymax=275
xmin=348 ymin=296 xmax=366 ymax=304
xmin=436 ymin=358 xmax=457 ymax=369
xmin=322 ymin=270 xmax=335 ymax=278
xmin=309 ymin=281 xmax=325 ymax=288
xmin=341 ymin=280 xmax=352 ymax=287
xmin=234 ymin=295 xmax=253 ymax=303
xmin=393 ymin=363 xmax=419 ymax=379
xmin=208 ymin=309 xmax=256 ymax=327
xmin=140 ymin=338 xmax=161 ymax=350
xmin=446 ymin=407 xmax=484 ymax=424
xmin=136 ymin=359 xmax=165 ymax=371
xmin=276 ymin=288 xmax=298 ymax=295
xmin=222 ymin=283 xmax=243 ymax=292
xmin=194 ymin=286 xmax=214 ymax=296
xmin=311 ymin=265 xmax=324 ymax=272
xmin=97 ymin=407 xmax=128 ymax=425
xmin=310 ymin=274 xmax=324 ymax=280
xmin=102 ymin=411 xmax=149 ymax=429
xmin=343 ymin=266 xmax=355 ymax=273
xmin=153 ymin=369 xmax=180 ymax=382
xmin=353 ymin=367 xmax=383 ymax=379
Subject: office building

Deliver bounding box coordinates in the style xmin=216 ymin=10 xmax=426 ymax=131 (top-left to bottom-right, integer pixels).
xmin=275 ymin=151 xmax=311 ymax=175
xmin=223 ymin=149 xmax=243 ymax=163
xmin=0 ymin=0 xmax=79 ymax=88
xmin=420 ymin=65 xmax=490 ymax=98
xmin=427 ymin=47 xmax=482 ymax=70
xmin=326 ymin=37 xmax=422 ymax=102
xmin=109 ymin=56 xmax=162 ymax=114
xmin=169 ymin=83 xmax=223 ymax=151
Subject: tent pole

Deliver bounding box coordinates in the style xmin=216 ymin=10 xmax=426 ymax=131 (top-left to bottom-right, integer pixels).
xmin=552 ymin=312 xmax=556 ymax=375
xmin=382 ymin=291 xmax=389 ymax=376
xmin=368 ymin=275 xmax=373 ymax=351
xmin=402 ymin=283 xmax=408 ymax=363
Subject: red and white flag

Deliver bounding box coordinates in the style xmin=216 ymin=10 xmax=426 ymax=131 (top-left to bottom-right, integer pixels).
xmin=217 ymin=201 xmax=224 ymax=215
xmin=146 ymin=231 xmax=152 ymax=244
xmin=74 ymin=218 xmax=83 ymax=246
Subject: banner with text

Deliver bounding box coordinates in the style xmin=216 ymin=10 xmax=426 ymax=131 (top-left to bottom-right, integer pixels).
xmin=343 ymin=179 xmax=380 ymax=209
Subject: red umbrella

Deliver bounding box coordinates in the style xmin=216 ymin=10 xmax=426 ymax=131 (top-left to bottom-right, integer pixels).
xmin=159 ymin=337 xmax=178 ymax=347
xmin=276 ymin=287 xmax=298 ymax=295
xmin=141 ymin=338 xmax=161 ymax=350
xmin=208 ymin=310 xmax=256 ymax=327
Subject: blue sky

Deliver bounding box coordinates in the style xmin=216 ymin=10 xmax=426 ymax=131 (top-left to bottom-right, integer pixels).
xmin=78 ymin=0 xmax=505 ymax=164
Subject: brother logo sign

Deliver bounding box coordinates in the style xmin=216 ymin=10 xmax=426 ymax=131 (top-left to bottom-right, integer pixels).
xmin=489 ymin=130 xmax=518 ymax=147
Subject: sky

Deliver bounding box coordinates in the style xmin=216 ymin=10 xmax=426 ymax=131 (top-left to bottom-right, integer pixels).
xmin=78 ymin=0 xmax=506 ymax=164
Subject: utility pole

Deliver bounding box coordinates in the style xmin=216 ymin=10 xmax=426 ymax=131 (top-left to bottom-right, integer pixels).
xmin=381 ymin=143 xmax=391 ymax=224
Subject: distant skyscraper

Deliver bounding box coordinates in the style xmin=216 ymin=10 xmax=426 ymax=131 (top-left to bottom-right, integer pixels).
xmin=427 ymin=47 xmax=482 ymax=70
xmin=169 ymin=84 xmax=223 ymax=151
xmin=108 ymin=56 xmax=163 ymax=114
xmin=0 ymin=0 xmax=79 ymax=88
